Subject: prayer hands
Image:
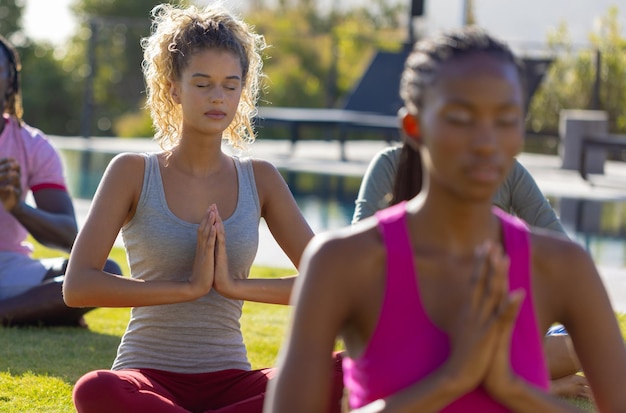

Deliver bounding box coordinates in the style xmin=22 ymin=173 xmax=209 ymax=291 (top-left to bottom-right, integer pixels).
xmin=188 ymin=204 xmax=222 ymax=298
xmin=446 ymin=241 xmax=525 ymax=396
xmin=0 ymin=157 xmax=22 ymax=212
xmin=211 ymin=206 xmax=232 ymax=296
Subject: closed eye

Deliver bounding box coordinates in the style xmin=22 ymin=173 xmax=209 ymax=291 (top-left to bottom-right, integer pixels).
xmin=223 ymin=82 xmax=240 ymax=91
xmin=445 ymin=110 xmax=472 ymax=125
xmin=496 ymin=113 xmax=522 ymax=127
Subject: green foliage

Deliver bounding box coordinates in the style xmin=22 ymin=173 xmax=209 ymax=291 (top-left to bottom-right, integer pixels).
xmin=19 ymin=43 xmax=84 ymax=135
xmin=60 ymin=0 xmax=165 ymax=136
xmin=247 ymin=0 xmax=406 ymax=109
xmin=528 ymin=6 xmax=626 ymax=134
xmin=0 ymin=0 xmax=25 ymax=39
xmin=0 ymin=2 xmax=82 ymax=136
xmin=6 ymin=1 xmax=626 ymax=142
xmin=589 ymin=6 xmax=626 ymax=132
xmin=113 ymin=105 xmax=154 ymax=137
xmin=3 ymin=0 xmax=404 ymax=138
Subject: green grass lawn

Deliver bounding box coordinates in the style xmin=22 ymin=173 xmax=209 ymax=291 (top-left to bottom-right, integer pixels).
xmin=0 ymin=243 xmax=294 ymax=412
xmin=1 ymin=243 xmax=623 ymax=412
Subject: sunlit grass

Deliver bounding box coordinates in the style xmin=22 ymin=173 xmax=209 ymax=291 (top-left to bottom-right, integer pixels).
xmin=0 ymin=241 xmax=294 ymax=412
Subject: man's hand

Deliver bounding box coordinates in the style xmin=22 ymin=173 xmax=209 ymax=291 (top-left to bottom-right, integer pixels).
xmin=0 ymin=157 xmax=22 ymax=212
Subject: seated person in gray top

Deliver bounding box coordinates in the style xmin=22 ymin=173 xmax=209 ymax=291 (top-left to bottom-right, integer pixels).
xmin=353 ymin=144 xmax=564 ymax=232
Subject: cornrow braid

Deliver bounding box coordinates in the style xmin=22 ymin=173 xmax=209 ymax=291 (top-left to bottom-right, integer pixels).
xmin=0 ymin=35 xmax=23 ymax=123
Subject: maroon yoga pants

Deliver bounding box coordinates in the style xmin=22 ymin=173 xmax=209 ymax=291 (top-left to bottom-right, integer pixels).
xmin=73 ymin=353 xmax=344 ymax=413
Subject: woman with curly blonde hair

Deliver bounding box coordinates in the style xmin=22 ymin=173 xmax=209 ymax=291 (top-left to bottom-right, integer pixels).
xmin=63 ymin=3 xmax=343 ymax=412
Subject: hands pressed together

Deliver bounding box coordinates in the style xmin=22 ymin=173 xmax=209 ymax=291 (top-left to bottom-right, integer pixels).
xmin=188 ymin=204 xmax=231 ymax=299
xmin=0 ymin=157 xmax=22 ymax=212
xmin=445 ymin=241 xmax=526 ymax=401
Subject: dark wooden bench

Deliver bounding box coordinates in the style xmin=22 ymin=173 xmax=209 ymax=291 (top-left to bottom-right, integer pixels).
xmin=255 ymin=107 xmax=399 ymax=161
xmin=579 ymin=133 xmax=626 ymax=180
xmin=252 ymin=46 xmax=554 ymax=162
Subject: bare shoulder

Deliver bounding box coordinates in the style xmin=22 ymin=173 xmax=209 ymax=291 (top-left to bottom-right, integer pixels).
xmin=530 ymin=228 xmax=599 ymax=326
xmin=248 ymin=157 xmax=285 ymax=191
xmin=530 ymin=228 xmax=590 ymax=273
xmin=248 ymin=157 xmax=281 ymax=181
xmin=303 ymin=217 xmax=385 ymax=282
xmin=248 ymin=157 xmax=292 ymax=205
xmin=107 ymin=152 xmax=147 ymax=173
xmin=93 ymin=152 xmax=147 ymax=207
xmin=104 ymin=152 xmax=144 ymax=179
xmin=249 ymin=157 xmax=281 ymax=177
xmin=297 ymin=218 xmax=388 ymax=341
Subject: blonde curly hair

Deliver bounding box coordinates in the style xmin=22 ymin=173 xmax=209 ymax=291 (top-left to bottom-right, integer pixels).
xmin=141 ymin=3 xmax=266 ymax=150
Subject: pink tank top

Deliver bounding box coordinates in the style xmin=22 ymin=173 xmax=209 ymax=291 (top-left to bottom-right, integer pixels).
xmin=342 ymin=202 xmax=549 ymax=411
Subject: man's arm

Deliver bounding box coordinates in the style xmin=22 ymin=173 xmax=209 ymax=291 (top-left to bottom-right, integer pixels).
xmin=11 ymin=188 xmax=77 ymax=252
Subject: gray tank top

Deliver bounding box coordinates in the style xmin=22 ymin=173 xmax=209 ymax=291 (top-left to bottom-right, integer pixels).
xmin=112 ymin=153 xmax=260 ymax=373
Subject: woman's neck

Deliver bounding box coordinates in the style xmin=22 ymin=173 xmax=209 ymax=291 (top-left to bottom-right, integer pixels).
xmin=168 ymin=143 xmax=226 ymax=177
xmin=408 ymin=194 xmax=500 ymax=255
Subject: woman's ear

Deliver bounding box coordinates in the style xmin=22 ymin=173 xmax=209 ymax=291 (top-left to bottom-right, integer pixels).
xmin=400 ymin=109 xmax=420 ymax=141
xmin=169 ymin=81 xmax=181 ymax=104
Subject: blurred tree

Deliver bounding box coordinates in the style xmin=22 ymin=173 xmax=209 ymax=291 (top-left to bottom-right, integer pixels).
xmin=63 ymin=0 xmax=173 ymax=137
xmin=0 ymin=0 xmax=24 ymax=39
xmin=2 ymin=0 xmax=406 ymax=138
xmin=246 ymin=0 xmax=406 ymax=109
xmin=0 ymin=0 xmax=80 ymax=135
xmin=114 ymin=100 xmax=154 ymax=138
xmin=20 ymin=43 xmax=84 ymax=135
xmin=590 ymin=6 xmax=626 ymax=132
xmin=528 ymin=6 xmax=626 ymax=135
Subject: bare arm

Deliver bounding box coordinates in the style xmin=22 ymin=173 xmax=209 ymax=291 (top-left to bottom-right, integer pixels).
xmin=533 ymin=236 xmax=626 ymax=412
xmin=265 ymin=232 xmax=362 ymax=413
xmin=12 ymin=188 xmax=77 ymax=251
xmin=497 ymin=159 xmax=566 ymax=235
xmin=0 ymin=157 xmax=77 ymax=251
xmin=63 ymin=153 xmax=219 ymax=308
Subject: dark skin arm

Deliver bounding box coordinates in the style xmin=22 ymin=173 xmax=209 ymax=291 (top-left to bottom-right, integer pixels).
xmin=532 ymin=232 xmax=626 ymax=411
xmin=0 ymin=157 xmax=77 ymax=252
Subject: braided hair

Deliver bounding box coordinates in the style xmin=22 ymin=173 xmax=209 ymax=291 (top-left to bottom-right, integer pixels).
xmin=0 ymin=35 xmax=23 ymax=124
xmin=391 ymin=27 xmax=525 ymax=205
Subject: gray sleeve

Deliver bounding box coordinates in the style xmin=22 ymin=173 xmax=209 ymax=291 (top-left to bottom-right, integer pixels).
xmin=352 ymin=146 xmax=401 ymax=224
xmin=494 ymin=159 xmax=567 ymax=236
